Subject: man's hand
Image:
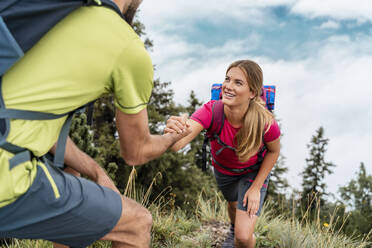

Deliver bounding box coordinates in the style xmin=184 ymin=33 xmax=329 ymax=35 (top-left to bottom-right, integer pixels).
xmin=116 ymin=109 xmax=191 ymax=166
xmin=164 ymin=114 xmax=190 ymax=134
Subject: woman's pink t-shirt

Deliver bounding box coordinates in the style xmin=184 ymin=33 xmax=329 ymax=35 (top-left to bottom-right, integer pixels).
xmin=191 ymin=100 xmax=281 ymax=176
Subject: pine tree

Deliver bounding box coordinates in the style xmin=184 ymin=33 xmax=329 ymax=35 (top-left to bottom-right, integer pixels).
xmin=300 ymin=126 xmax=335 ymax=217
xmin=266 ymin=121 xmax=289 ymax=204
xmin=339 ymin=162 xmax=372 ymax=238
xmin=184 ymin=91 xmax=206 ymax=171
xmin=69 ymin=113 xmax=99 ymax=159
xmin=267 ymin=154 xmax=289 ymax=205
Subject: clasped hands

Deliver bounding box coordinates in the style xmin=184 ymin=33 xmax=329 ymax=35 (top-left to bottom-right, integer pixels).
xmin=164 ymin=114 xmax=191 ymax=135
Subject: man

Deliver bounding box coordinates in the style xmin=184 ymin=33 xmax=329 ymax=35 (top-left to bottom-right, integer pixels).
xmin=0 ymin=0 xmax=189 ymax=247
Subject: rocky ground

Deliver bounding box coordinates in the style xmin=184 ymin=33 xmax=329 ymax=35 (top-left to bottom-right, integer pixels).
xmin=202 ymin=220 xmax=230 ymax=248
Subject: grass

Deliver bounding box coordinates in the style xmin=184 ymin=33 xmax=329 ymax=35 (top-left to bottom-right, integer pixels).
xmin=2 ymin=168 xmax=371 ymax=247
xmin=254 ymin=201 xmax=372 ymax=248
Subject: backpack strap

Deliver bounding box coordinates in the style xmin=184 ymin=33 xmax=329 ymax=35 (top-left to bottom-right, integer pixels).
xmin=208 ymin=100 xmax=235 ymax=153
xmin=0 ymin=76 xmax=90 ymax=170
xmin=212 ymin=144 xmax=267 ymax=174
xmin=206 ymin=100 xmax=224 ymax=138
xmin=201 ymin=100 xmax=224 ymax=171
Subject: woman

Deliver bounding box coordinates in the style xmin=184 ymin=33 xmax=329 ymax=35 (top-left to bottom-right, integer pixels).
xmin=164 ymin=60 xmax=281 ymax=248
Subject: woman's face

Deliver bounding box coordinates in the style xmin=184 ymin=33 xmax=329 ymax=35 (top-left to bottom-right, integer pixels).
xmin=222 ymin=67 xmax=255 ymax=107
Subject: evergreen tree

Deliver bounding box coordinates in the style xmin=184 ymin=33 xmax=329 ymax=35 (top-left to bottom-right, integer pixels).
xmin=267 ymin=121 xmax=289 ymax=203
xmin=91 ymin=95 xmax=123 ymax=188
xmin=69 ymin=113 xmax=99 ymax=159
xmin=267 ymin=154 xmax=289 ymax=207
xmin=300 ymin=126 xmax=335 ymax=218
xmin=184 ymin=91 xmax=206 ymax=171
xmin=339 ymin=163 xmax=372 ymax=238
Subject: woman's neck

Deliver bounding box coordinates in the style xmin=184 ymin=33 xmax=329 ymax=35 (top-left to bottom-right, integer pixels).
xmin=224 ymin=103 xmax=249 ymax=128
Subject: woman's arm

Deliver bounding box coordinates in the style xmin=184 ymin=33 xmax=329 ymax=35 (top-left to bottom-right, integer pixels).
xmin=243 ymin=137 xmax=280 ymax=217
xmin=251 ymin=137 xmax=280 ymax=190
xmin=164 ymin=116 xmax=204 ymax=151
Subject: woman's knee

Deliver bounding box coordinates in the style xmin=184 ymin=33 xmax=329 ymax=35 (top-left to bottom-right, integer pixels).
xmin=234 ymin=225 xmax=254 ymax=245
xmin=235 ymin=233 xmax=254 ymax=247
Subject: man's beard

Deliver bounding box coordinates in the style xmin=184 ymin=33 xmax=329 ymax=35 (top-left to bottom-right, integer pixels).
xmin=123 ymin=6 xmax=137 ymax=25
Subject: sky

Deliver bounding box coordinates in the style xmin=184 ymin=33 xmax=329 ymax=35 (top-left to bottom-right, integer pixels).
xmin=137 ymin=0 xmax=372 ymax=199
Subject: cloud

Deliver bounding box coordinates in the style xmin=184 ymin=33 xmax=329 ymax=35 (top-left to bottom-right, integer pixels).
xmin=138 ymin=0 xmax=295 ymax=30
xmin=319 ymin=20 xmax=340 ymax=30
xmin=291 ymin=0 xmax=372 ymax=22
xmin=139 ymin=0 xmax=372 ymax=32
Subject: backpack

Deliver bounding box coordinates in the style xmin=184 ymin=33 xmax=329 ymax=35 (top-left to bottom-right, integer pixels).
xmin=210 ymin=83 xmax=276 ymax=111
xmin=201 ymin=83 xmax=276 ymax=172
xmin=0 ymin=0 xmax=123 ymax=167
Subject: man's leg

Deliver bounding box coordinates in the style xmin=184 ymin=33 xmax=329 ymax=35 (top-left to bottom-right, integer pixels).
xmin=52 ymin=167 xmax=152 ymax=248
xmin=234 ymin=210 xmax=257 ymax=248
xmin=101 ymin=195 xmax=152 ymax=248
xmin=52 ymin=167 xmax=80 ymax=248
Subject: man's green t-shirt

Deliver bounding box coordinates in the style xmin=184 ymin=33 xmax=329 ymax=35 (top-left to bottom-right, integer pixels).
xmin=0 ymin=6 xmax=153 ymax=207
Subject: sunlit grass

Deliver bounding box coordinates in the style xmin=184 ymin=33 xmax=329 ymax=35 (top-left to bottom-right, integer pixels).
xmin=255 ymin=200 xmax=372 ymax=248
xmin=2 ymin=169 xmax=371 ymax=248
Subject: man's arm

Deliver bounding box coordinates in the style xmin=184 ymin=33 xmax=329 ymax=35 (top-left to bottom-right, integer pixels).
xmin=115 ymin=108 xmax=190 ymax=166
xmin=49 ymin=137 xmax=119 ymax=193
xmin=164 ymin=116 xmax=204 ymax=151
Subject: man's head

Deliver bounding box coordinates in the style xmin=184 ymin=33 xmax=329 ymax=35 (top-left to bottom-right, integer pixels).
xmin=121 ymin=0 xmax=143 ymax=25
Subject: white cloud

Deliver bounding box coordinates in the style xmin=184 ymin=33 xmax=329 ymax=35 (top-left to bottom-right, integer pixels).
xmin=319 ymin=20 xmax=340 ymax=30
xmin=138 ymin=0 xmax=372 ymax=32
xmin=262 ymin=36 xmax=372 ymax=194
xmin=291 ymin=0 xmax=372 ymax=22
xmin=138 ymin=0 xmax=295 ymax=30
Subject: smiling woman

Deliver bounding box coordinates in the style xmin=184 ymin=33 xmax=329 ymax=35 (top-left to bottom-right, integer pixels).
xmin=164 ymin=60 xmax=281 ymax=248
xmin=223 ymin=61 xmax=273 ymax=163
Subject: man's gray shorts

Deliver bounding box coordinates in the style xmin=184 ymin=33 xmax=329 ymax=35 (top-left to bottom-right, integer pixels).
xmin=0 ymin=160 xmax=122 ymax=248
xmin=214 ymin=167 xmax=270 ymax=216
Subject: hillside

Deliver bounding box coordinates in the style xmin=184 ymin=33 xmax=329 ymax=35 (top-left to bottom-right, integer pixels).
xmin=2 ymin=194 xmax=371 ymax=248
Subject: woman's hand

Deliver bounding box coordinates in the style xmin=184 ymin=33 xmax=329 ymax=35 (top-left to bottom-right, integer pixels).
xmin=243 ymin=186 xmax=261 ymax=218
xmin=164 ymin=114 xmax=190 ymax=134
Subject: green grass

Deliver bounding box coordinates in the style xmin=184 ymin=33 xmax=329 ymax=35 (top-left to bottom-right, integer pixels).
xmin=2 ymin=169 xmax=371 ymax=248
xmin=2 ymin=199 xmax=371 ymax=248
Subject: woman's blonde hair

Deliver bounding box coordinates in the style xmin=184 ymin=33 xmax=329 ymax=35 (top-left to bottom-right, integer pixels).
xmin=226 ymin=60 xmax=273 ymax=162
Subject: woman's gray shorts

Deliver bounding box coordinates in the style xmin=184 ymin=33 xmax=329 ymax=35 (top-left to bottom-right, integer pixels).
xmin=214 ymin=167 xmax=270 ymax=216
xmin=0 ymin=160 xmax=122 ymax=248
